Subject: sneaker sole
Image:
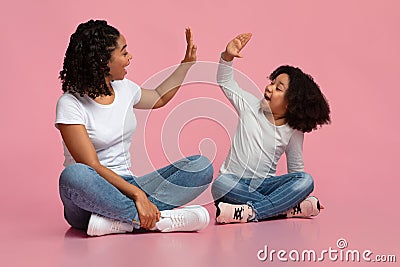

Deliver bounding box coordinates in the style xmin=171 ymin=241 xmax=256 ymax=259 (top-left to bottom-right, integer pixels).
xmin=86 ymin=214 xmax=132 ymax=236
xmin=183 ymin=205 xmax=210 ymax=231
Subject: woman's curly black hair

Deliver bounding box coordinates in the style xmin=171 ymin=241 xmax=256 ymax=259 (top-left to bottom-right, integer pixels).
xmin=59 ymin=20 xmax=120 ymax=99
xmin=269 ymin=66 xmax=331 ymax=133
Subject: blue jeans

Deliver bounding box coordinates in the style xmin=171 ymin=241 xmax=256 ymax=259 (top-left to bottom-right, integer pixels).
xmin=59 ymin=155 xmax=213 ymax=230
xmin=211 ymin=172 xmax=314 ymax=221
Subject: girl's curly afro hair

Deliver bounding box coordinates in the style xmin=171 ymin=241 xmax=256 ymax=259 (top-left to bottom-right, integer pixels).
xmin=270 ymin=66 xmax=331 ymax=133
xmin=59 ymin=20 xmax=120 ymax=99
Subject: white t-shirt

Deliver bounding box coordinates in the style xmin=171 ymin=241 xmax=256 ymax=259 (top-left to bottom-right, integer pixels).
xmin=217 ymin=58 xmax=304 ymax=178
xmin=55 ymin=79 xmax=142 ymax=176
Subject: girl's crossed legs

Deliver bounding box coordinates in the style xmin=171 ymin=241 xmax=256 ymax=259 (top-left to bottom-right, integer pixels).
xmin=211 ymin=172 xmax=315 ymax=222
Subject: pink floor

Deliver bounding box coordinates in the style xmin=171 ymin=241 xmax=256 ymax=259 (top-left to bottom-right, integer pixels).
xmin=1 ymin=184 xmax=398 ymax=267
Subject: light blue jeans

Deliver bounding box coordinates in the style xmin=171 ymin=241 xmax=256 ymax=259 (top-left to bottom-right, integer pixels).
xmin=211 ymin=172 xmax=314 ymax=221
xmin=59 ymin=155 xmax=213 ymax=230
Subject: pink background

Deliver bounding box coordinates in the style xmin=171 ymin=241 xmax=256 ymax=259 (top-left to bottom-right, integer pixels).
xmin=1 ymin=0 xmax=399 ymax=266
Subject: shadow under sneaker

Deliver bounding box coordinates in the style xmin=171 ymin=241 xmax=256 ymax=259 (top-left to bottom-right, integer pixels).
xmin=155 ymin=205 xmax=210 ymax=232
xmin=87 ymin=213 xmax=134 ymax=236
xmin=286 ymin=196 xmax=321 ymax=218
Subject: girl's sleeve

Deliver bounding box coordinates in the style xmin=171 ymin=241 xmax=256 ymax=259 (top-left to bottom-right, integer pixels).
xmin=285 ymin=130 xmax=305 ymax=173
xmin=217 ymin=56 xmax=259 ymax=113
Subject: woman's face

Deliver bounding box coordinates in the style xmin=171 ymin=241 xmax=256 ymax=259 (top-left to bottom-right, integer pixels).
xmin=107 ymin=34 xmax=132 ymax=82
xmin=260 ymin=73 xmax=289 ymax=119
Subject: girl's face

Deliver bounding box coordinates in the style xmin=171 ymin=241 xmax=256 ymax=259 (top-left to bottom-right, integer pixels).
xmin=106 ymin=34 xmax=132 ymax=83
xmin=260 ymin=73 xmax=289 ymax=120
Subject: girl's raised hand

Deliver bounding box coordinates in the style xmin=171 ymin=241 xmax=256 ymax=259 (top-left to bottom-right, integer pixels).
xmin=222 ymin=33 xmax=252 ymax=61
xmin=181 ymin=27 xmax=197 ymax=64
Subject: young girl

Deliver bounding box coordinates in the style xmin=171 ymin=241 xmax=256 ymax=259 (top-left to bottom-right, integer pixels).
xmin=211 ymin=33 xmax=330 ymax=223
xmin=56 ymin=20 xmax=213 ymax=236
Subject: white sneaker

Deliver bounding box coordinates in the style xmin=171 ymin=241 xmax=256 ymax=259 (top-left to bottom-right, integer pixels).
xmin=155 ymin=205 xmax=210 ymax=232
xmin=87 ymin=213 xmax=134 ymax=236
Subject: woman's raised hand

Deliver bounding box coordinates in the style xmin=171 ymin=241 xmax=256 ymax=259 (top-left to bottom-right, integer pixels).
xmin=181 ymin=27 xmax=197 ymax=64
xmin=222 ymin=33 xmax=252 ymax=61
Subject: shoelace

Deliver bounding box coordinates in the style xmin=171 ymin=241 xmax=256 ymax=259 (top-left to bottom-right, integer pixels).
xmin=110 ymin=220 xmax=123 ymax=231
xmin=291 ymin=203 xmax=302 ymax=215
xmin=233 ymin=206 xmax=244 ymax=220
xmin=168 ymin=214 xmax=186 ymax=229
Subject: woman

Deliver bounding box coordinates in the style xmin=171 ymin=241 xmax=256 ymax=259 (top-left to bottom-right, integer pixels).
xmin=56 ymin=20 xmax=213 ymax=236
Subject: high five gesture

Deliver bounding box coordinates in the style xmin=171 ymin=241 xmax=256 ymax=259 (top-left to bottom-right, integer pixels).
xmin=181 ymin=27 xmax=197 ymax=64
xmin=221 ymin=33 xmax=252 ymax=61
